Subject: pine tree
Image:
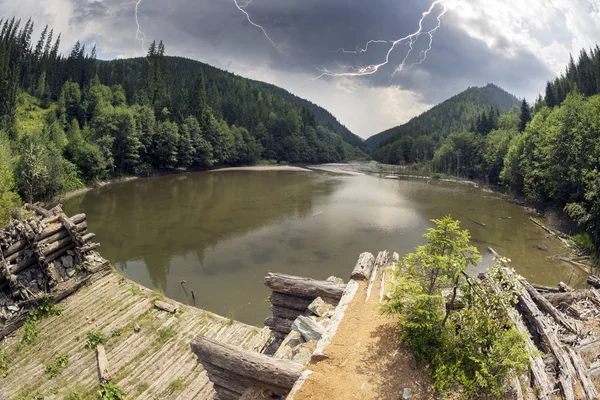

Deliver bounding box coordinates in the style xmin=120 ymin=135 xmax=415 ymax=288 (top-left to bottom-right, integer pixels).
xmin=518 ymin=99 xmax=531 ymax=132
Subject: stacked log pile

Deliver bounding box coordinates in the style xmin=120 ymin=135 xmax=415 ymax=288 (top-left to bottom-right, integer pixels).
xmin=485 ymin=248 xmax=600 ymax=399
xmin=0 ymin=203 xmax=108 ymax=339
xmin=264 ymin=273 xmax=345 ymax=341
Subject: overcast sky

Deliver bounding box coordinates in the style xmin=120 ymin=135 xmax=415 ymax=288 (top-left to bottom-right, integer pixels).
xmin=2 ymin=0 xmax=599 ymax=138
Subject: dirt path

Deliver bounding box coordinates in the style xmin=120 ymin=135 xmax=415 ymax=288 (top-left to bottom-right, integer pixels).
xmin=294 ymin=265 xmax=434 ymax=399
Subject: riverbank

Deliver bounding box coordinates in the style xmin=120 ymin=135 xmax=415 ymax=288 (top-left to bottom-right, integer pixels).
xmin=52 ymin=176 xmax=139 ymax=203
xmin=209 ymin=165 xmax=312 ymax=172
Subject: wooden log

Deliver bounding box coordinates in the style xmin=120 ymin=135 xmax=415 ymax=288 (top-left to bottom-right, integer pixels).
xmin=213 ymin=384 xmax=241 ymax=400
xmin=560 ymin=302 xmax=587 ymax=321
xmin=587 ymin=275 xmax=600 ymax=289
xmin=96 ymin=344 xmax=112 ymax=383
xmin=239 ymin=388 xmax=272 ymax=400
xmin=520 ymin=277 xmax=579 ymax=334
xmin=24 ymin=203 xmax=52 ymax=218
xmin=154 ymin=300 xmax=178 ymax=313
xmin=264 ymin=273 xmax=345 ymax=301
xmin=366 ymin=251 xmax=389 ymax=302
xmin=264 ymin=316 xmax=294 ymax=334
xmin=312 ymin=279 xmax=359 ymax=361
xmin=578 ymin=337 xmax=600 ymax=352
xmin=568 ymin=348 xmax=598 ymax=399
xmin=543 ymin=290 xmax=594 ymax=306
xmin=514 ymin=269 xmax=577 ymax=399
xmin=203 ymin=361 xmax=291 ymax=396
xmin=350 ymin=252 xmax=375 ymax=280
xmin=269 ymin=292 xmax=313 ymax=311
xmin=190 ymin=335 xmax=303 ymax=389
xmin=4 ymin=217 xmax=86 ymax=261
xmin=271 ymin=305 xmax=303 ymax=321
xmin=483 ymin=270 xmax=553 ymax=400
xmin=532 ymin=283 xmax=561 ymax=293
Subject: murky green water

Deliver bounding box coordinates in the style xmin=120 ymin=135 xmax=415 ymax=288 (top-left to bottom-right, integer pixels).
xmin=63 ymin=170 xmax=586 ymax=325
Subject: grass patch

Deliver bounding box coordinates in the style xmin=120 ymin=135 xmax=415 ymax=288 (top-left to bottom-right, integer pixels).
xmin=0 ymin=349 xmax=9 ymax=377
xmin=21 ymin=298 xmax=62 ymax=345
xmin=110 ymin=328 xmax=124 ymax=338
xmin=133 ymin=382 xmax=150 ymax=396
xmin=128 ymin=285 xmax=142 ymax=296
xmin=12 ymin=385 xmax=46 ymax=400
xmin=98 ymin=383 xmax=125 ymax=400
xmin=44 ymin=352 xmax=69 ymax=378
xmin=85 ymin=331 xmax=106 ymax=350
xmin=156 ymin=325 xmax=176 ymax=344
xmin=167 ymin=379 xmax=186 ymax=392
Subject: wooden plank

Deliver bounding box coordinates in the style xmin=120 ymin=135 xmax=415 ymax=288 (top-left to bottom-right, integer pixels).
xmin=264 ymin=316 xmax=293 ymax=335
xmin=312 ymin=279 xmax=359 ymax=361
xmin=543 ymin=290 xmax=593 ymax=306
xmin=568 ymin=348 xmax=598 ymax=399
xmin=154 ymin=300 xmax=178 ymax=313
xmin=350 ymin=252 xmax=375 ymax=280
xmin=203 ymin=361 xmax=291 ymax=396
xmin=366 ymin=251 xmax=389 ymax=302
xmin=190 ymin=335 xmax=303 ymax=390
xmin=520 ymin=277 xmax=579 ymax=334
xmin=96 ymin=345 xmax=112 ymax=383
xmin=264 ymin=273 xmax=345 ymax=300
xmin=269 ymin=292 xmax=314 ymax=311
xmin=270 ymin=305 xmax=303 ymax=321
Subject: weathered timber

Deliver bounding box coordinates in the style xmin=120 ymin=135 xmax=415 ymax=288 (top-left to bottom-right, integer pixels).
xmin=559 ymin=282 xmax=574 ymax=292
xmin=239 ymin=387 xmax=272 ymax=400
xmin=312 ymin=279 xmax=360 ymax=361
xmin=514 ymin=269 xmax=577 ymax=400
xmin=568 ymin=348 xmax=598 ymax=399
xmin=96 ymin=345 xmax=112 ymax=383
xmin=366 ymin=251 xmax=389 ymax=302
xmin=264 ymin=316 xmax=294 ymax=334
xmin=273 ymin=330 xmax=303 ymax=360
xmin=520 ymin=277 xmax=579 ymax=334
xmin=560 ymin=302 xmax=587 ymax=321
xmin=350 ymin=252 xmax=375 ymax=280
xmin=269 ymin=292 xmax=314 ymax=311
xmin=270 ymin=305 xmax=303 ymax=321
xmin=190 ymin=335 xmax=303 ymax=389
xmin=154 ymin=300 xmax=178 ymax=313
xmin=543 ymin=290 xmax=593 ymax=306
xmin=587 ymin=275 xmax=600 ymax=289
xmin=533 ymin=283 xmax=561 ymax=293
xmin=213 ymin=384 xmax=242 ymax=400
xmin=264 ymin=273 xmax=345 ymax=300
xmin=5 ymin=217 xmax=86 ymax=261
xmin=25 ymin=203 xmax=52 ymax=218
xmin=484 ymin=270 xmax=553 ymax=400
xmin=203 ymin=361 xmax=291 ymax=396
xmin=577 ymin=337 xmax=600 ymax=352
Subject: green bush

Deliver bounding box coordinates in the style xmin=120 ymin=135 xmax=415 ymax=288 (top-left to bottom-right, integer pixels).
xmin=85 ymin=331 xmax=106 ymax=350
xmin=573 ymin=232 xmax=596 ymax=256
xmin=44 ymin=352 xmax=69 ymax=378
xmin=384 ymin=216 xmax=530 ymax=398
xmin=98 ymin=383 xmax=125 ymax=400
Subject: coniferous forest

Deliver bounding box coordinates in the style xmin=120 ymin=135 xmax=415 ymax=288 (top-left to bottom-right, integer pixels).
xmin=0 ymin=17 xmax=367 ymax=225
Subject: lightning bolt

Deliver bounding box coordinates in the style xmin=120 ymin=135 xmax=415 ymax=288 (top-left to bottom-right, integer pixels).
xmin=313 ymin=0 xmax=447 ymax=81
xmin=108 ymin=0 xmax=147 ymax=55
xmin=233 ymin=0 xmax=282 ymax=52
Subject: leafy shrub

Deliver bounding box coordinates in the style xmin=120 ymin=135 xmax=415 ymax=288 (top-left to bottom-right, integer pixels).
xmin=384 ymin=216 xmax=530 ymax=398
xmin=44 ymin=352 xmax=69 ymax=378
xmin=21 ymin=299 xmax=62 ymax=345
xmin=573 ymin=232 xmax=596 ymax=256
xmin=0 ymin=349 xmax=9 ymax=377
xmin=85 ymin=331 xmax=106 ymax=350
xmin=98 ymin=383 xmax=125 ymax=400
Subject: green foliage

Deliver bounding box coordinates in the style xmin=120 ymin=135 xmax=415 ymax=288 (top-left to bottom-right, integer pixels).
xmin=156 ymin=326 xmax=176 ymax=344
xmin=98 ymin=383 xmax=125 ymax=400
xmin=384 ymin=217 xmax=530 ymax=398
xmin=0 ymin=349 xmax=9 ymax=377
xmin=44 ymin=352 xmax=69 ymax=378
xmin=167 ymin=379 xmax=186 ymax=392
xmin=85 ymin=331 xmax=106 ymax=350
xmin=110 ymin=328 xmax=124 ymax=337
xmin=21 ymin=298 xmax=62 ymax=344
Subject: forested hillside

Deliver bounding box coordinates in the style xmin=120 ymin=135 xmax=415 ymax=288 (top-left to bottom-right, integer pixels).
xmin=0 ymin=17 xmax=367 ymax=224
xmin=366 ymin=84 xmax=519 ymax=152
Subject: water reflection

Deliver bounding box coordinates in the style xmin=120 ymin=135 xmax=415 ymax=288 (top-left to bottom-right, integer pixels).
xmin=64 ymin=171 xmax=586 ymax=325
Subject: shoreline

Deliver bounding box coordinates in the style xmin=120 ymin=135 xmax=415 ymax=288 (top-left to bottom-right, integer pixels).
xmin=208 ymin=165 xmax=312 ymax=172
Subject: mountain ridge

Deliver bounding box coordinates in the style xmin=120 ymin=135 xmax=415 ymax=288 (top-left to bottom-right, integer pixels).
xmin=365 ymin=84 xmax=520 ymax=150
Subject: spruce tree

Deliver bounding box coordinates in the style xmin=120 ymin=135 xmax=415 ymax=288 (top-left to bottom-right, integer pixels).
xmin=518 ymin=99 xmax=531 ymax=132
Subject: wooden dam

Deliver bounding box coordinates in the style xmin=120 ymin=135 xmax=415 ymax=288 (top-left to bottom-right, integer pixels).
xmin=3 ymin=206 xmax=600 ymax=399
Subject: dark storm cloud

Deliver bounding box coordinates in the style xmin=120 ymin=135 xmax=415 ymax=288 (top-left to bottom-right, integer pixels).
xmin=73 ymin=0 xmax=551 ymax=101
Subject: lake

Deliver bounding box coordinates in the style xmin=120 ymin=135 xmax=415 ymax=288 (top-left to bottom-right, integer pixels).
xmin=63 ymin=169 xmax=586 ymax=325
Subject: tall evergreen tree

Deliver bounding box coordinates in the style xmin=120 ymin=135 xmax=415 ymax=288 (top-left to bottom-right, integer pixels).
xmin=518 ymin=99 xmax=531 ymax=132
